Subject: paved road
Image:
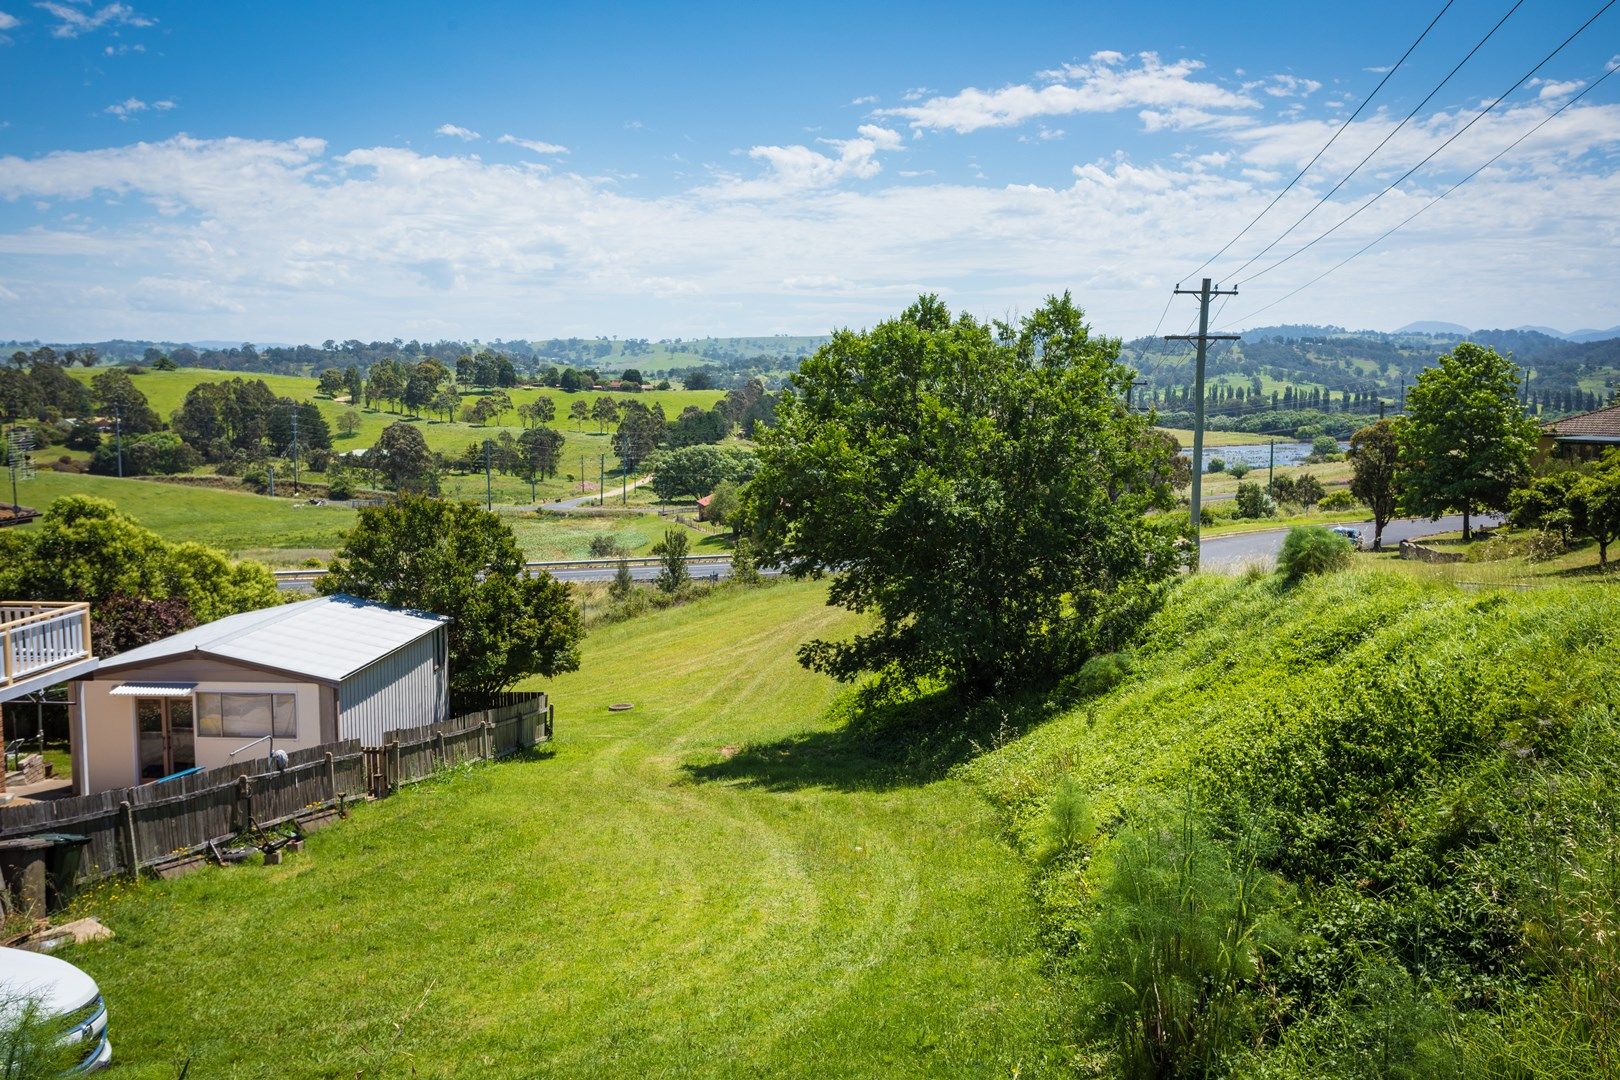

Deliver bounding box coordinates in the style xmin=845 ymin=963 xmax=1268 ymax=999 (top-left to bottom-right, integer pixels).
xmin=1199 ymin=514 xmax=1503 ymax=570
xmin=279 ymin=515 xmax=1500 ymax=591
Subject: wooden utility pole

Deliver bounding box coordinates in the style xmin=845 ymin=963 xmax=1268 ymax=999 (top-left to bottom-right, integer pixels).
xmin=1165 ymin=278 xmax=1239 ymax=568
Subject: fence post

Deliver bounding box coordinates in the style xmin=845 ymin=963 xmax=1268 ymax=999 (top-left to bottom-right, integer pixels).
xmin=435 ymin=729 xmax=446 ymax=768
xmin=482 ymin=720 xmax=492 ymax=760
xmin=325 ymin=751 xmax=336 ymax=804
xmin=118 ymin=800 xmax=139 ymax=878
xmin=388 ymin=741 xmax=401 ymax=792
xmin=235 ymin=773 xmax=253 ymax=833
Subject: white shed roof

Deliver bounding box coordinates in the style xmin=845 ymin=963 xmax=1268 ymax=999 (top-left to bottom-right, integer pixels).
xmin=96 ymin=594 xmax=447 ymax=685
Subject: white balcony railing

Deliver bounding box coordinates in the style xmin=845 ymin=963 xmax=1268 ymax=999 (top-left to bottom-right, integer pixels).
xmin=0 ymin=602 xmax=92 ymax=687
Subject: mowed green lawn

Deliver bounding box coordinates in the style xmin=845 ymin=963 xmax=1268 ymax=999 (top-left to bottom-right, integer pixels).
xmin=64 ymin=581 xmax=1066 ymax=1077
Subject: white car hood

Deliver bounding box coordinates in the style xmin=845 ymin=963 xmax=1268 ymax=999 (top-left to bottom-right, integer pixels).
xmin=0 ymin=946 xmax=100 ymax=1017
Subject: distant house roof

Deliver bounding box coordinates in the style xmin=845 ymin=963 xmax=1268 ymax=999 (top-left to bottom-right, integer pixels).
xmin=1543 ymin=403 xmax=1620 ymax=441
xmin=696 ymin=494 xmax=713 ymax=507
xmin=96 ymin=594 xmax=447 ymax=685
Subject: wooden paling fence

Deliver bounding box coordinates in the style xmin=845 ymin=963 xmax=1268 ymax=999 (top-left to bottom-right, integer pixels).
xmin=363 ymin=692 xmax=552 ymax=800
xmin=0 ymin=692 xmax=550 ymax=890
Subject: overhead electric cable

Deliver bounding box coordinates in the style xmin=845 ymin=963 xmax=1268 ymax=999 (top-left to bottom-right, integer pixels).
xmin=1181 ymin=0 xmax=1458 ymax=283
xmin=1232 ymin=0 xmax=1618 ymax=291
xmin=1218 ymin=0 xmax=1528 ymax=283
xmin=1216 ymin=59 xmax=1619 ymax=331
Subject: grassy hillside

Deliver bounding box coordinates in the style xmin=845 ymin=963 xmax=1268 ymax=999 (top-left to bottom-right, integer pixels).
xmin=963 ymin=571 xmax=1620 ymax=1075
xmin=68 ymin=367 xmax=727 ymax=504
xmin=59 ymin=581 xmax=1068 ymax=1077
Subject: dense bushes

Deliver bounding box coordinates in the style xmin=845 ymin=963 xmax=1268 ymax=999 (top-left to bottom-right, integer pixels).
xmin=964 ymin=572 xmax=1620 ymax=1077
xmin=1277 ymin=525 xmax=1352 ymax=581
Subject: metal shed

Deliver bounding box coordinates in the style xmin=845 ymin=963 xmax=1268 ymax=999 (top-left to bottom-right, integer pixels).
xmin=73 ymin=595 xmax=449 ymax=793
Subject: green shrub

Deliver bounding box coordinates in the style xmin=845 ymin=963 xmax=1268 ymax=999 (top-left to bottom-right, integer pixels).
xmin=1235 ymin=481 xmax=1275 ymax=520
xmin=1227 ymin=461 xmax=1252 ymax=479
xmin=1318 ymin=490 xmax=1358 ymax=511
xmin=326 ymin=475 xmax=356 ymax=501
xmin=1038 ymin=775 xmax=1095 ymax=864
xmin=1208 ymin=457 xmax=1226 ymax=474
xmin=1080 ymin=804 xmax=1293 ymax=1079
xmin=1065 ymin=651 xmax=1134 ymax=699
xmin=588 ymin=533 xmax=626 ymax=558
xmin=1311 ymin=435 xmax=1341 ymax=460
xmin=1277 ymin=526 xmax=1352 ymax=582
xmin=0 ymin=995 xmax=77 ymax=1079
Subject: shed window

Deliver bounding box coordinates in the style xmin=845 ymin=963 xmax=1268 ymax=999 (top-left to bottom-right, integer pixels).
xmin=196 ymin=692 xmax=297 ymax=739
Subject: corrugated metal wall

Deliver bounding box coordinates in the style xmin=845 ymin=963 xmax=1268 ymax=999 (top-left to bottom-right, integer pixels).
xmin=336 ymin=627 xmax=448 ymax=748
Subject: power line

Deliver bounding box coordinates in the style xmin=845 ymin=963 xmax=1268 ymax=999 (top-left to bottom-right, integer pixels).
xmin=1219 ymin=0 xmax=1528 ymax=284
xmin=1181 ymin=0 xmax=1458 ymax=283
xmin=1216 ymin=60 xmax=1619 ymax=331
xmin=1227 ymin=3 xmax=1618 ymax=295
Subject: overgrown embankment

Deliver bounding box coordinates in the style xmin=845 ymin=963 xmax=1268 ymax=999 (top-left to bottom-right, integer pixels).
xmin=964 ymin=571 xmax=1620 ymax=1077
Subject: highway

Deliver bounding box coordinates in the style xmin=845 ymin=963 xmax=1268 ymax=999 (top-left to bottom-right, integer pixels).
xmin=277 ymin=515 xmax=1495 ymax=591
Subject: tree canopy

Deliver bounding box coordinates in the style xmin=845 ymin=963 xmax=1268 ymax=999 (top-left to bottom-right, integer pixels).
xmin=0 ymin=495 xmax=280 ymax=652
xmin=647 ymin=444 xmax=757 ymax=501
xmin=1349 ymin=419 xmax=1400 ymax=550
xmin=746 ymin=293 xmax=1181 ymax=698
xmin=372 ymin=421 xmax=440 ymax=494
xmin=1396 ymin=342 xmax=1538 ymax=539
xmin=317 ymin=497 xmax=582 ymax=699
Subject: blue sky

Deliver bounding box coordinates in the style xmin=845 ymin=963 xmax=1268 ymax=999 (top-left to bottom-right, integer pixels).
xmin=1 ymin=0 xmax=1617 ymax=343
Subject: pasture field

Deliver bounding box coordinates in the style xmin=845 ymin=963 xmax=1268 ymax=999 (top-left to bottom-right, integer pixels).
xmin=66 ymin=367 xmax=727 ymax=504
xmin=8 ymin=471 xmax=729 ymax=565
xmin=61 ymin=580 xmax=1067 ymax=1077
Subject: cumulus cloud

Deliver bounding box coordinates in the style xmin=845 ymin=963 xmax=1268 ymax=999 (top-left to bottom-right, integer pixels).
xmin=0 ymin=10 xmax=19 ymax=30
xmin=497 ymin=133 xmax=568 ymax=154
xmin=104 ymin=96 xmax=172 ymax=119
xmin=36 ymin=1 xmax=152 ymax=37
xmin=1 ymin=77 xmax=1618 ymax=339
xmin=880 ymin=52 xmax=1256 ymax=134
xmin=435 ymin=123 xmax=480 ymax=141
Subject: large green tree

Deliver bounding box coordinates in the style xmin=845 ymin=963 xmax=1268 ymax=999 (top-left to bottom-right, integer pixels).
xmin=1569 ymin=450 xmax=1620 ymax=564
xmin=372 ymin=421 xmax=440 ymax=495
xmin=746 ymin=293 xmax=1181 ymax=698
xmin=91 ymin=369 xmax=162 ymax=434
xmin=317 ymin=498 xmax=582 ymax=699
xmin=646 ymin=444 xmax=757 ymax=501
xmin=1349 ymin=420 xmax=1401 ymax=550
xmin=1396 ymin=342 xmax=1539 ymax=540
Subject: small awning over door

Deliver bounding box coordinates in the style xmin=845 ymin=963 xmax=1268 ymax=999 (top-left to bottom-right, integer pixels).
xmin=108 ymin=682 xmax=197 ymax=698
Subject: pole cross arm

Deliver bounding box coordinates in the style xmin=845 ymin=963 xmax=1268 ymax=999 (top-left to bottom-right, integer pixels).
xmin=1173 ymin=286 xmax=1239 ymax=297
xmin=1164 ymin=334 xmax=1241 ymax=341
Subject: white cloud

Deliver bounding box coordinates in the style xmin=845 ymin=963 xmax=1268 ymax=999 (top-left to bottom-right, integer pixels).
xmin=900 ymin=86 xmax=934 ymax=101
xmin=1534 ymin=79 xmax=1584 ymax=101
xmin=849 ymin=94 xmax=878 ymax=106
xmin=435 ymin=123 xmax=480 ymax=141
xmin=497 ymin=133 xmax=568 ymax=154
xmin=1259 ymin=74 xmax=1321 ymax=98
xmin=1 ymin=86 xmax=1618 ymax=340
xmin=102 ymin=42 xmax=144 ymax=55
xmin=36 ymin=1 xmax=152 ymax=38
xmin=880 ymin=52 xmax=1255 ymax=134
xmin=104 ymin=96 xmax=147 ymax=119
xmin=0 ymin=11 xmax=19 ymax=30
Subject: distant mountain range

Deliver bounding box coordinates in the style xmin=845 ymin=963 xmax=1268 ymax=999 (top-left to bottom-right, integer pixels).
xmin=1395 ymin=321 xmax=1620 ymax=343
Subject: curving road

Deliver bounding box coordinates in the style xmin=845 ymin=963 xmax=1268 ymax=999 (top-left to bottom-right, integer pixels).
xmin=1199 ymin=514 xmax=1502 ymax=570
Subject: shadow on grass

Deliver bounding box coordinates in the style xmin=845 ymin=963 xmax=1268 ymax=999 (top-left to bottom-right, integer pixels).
xmin=682 ymin=683 xmax=1064 ymax=794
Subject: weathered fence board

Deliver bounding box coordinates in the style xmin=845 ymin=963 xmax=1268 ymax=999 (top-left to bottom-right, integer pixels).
xmin=0 ymin=691 xmax=549 ymax=894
